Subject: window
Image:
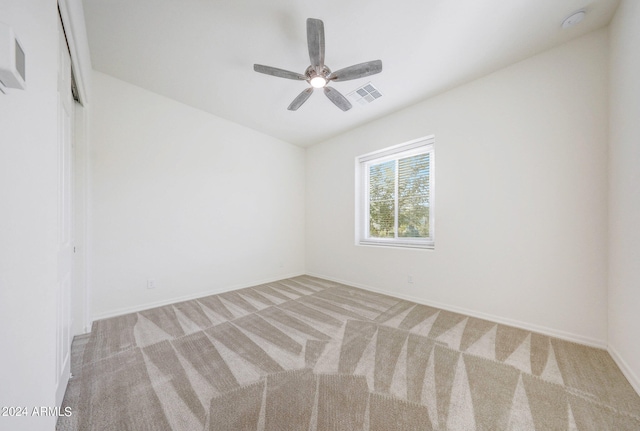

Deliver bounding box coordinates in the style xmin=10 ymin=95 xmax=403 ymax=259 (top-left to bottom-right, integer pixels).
xmin=356 ymin=136 xmax=434 ymax=249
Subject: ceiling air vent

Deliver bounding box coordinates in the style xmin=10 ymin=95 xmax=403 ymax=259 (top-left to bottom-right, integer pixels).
xmin=347 ymin=82 xmax=382 ymax=106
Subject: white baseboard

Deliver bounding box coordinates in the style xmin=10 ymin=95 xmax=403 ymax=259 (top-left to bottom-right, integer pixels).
xmin=306 ymin=272 xmax=607 ymax=349
xmin=608 ymin=345 xmax=640 ymax=396
xmin=90 ymin=271 xmax=306 ymax=323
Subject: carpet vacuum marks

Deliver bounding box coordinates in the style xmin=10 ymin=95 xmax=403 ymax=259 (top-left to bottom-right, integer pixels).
xmin=57 ymin=276 xmax=640 ymax=430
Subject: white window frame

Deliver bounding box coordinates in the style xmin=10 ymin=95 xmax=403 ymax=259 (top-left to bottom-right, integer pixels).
xmin=356 ymin=136 xmax=435 ymax=249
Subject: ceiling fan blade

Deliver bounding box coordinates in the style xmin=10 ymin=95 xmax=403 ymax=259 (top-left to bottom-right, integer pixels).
xmin=307 ymin=18 xmax=325 ymax=69
xmin=254 ymin=64 xmax=307 ymax=80
xmin=329 ymin=60 xmax=383 ymax=81
xmin=324 ymin=87 xmax=352 ymax=111
xmin=288 ymin=87 xmax=314 ymax=111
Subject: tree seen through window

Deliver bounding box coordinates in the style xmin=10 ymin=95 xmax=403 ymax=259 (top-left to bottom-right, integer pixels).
xmin=368 ymin=153 xmax=430 ymax=239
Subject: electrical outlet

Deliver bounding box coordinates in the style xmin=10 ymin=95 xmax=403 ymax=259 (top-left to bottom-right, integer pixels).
xmin=147 ymin=279 xmax=156 ymax=289
xmin=407 ymin=275 xmax=414 ymax=284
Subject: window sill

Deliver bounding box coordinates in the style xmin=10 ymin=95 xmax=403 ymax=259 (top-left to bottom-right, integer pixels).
xmin=357 ymin=240 xmax=435 ymax=250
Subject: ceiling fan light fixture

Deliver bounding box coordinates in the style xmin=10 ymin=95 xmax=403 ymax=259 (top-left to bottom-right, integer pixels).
xmin=310 ymin=75 xmax=327 ymax=88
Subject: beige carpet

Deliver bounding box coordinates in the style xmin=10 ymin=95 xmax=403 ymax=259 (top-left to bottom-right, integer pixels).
xmin=57 ymin=276 xmax=640 ymax=430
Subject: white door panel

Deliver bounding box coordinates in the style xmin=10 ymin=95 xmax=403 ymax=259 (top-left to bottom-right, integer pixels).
xmin=56 ymin=15 xmax=73 ymax=407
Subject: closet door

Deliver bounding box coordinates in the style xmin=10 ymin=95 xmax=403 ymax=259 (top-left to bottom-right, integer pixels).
xmin=55 ymin=15 xmax=74 ymax=406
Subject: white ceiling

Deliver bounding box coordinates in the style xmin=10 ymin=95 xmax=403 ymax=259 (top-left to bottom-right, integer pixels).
xmin=82 ymin=0 xmax=619 ymax=147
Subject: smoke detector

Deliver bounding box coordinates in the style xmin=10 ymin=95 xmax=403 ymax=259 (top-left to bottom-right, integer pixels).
xmin=562 ymin=10 xmax=586 ymax=29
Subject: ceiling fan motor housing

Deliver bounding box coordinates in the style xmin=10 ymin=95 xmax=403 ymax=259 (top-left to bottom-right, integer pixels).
xmin=305 ymin=65 xmax=331 ymax=81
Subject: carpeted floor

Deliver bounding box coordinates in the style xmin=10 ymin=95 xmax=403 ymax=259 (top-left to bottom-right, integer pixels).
xmin=57 ymin=276 xmax=640 ymax=430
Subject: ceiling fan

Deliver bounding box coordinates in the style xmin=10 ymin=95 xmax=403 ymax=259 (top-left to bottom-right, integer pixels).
xmin=254 ymin=18 xmax=382 ymax=112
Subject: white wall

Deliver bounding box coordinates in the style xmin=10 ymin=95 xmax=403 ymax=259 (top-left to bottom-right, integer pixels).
xmin=608 ymin=0 xmax=640 ymax=393
xmin=90 ymin=72 xmax=305 ymax=319
xmin=0 ymin=1 xmax=60 ymax=430
xmin=306 ymin=30 xmax=609 ymax=346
